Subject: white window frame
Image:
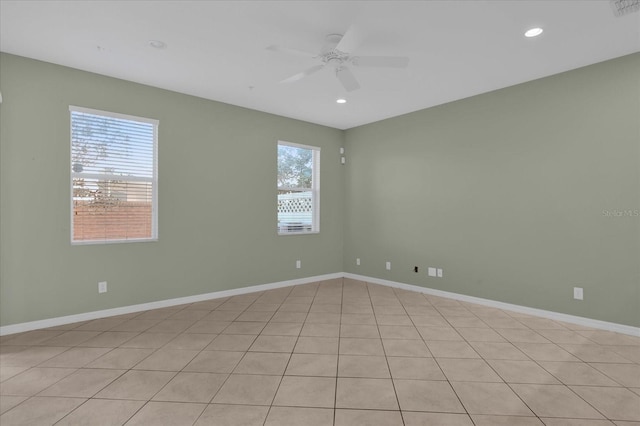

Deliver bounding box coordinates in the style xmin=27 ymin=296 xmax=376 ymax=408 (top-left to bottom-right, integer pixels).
xmin=277 ymin=140 xmax=320 ymax=235
xmin=69 ymin=106 xmax=159 ymax=245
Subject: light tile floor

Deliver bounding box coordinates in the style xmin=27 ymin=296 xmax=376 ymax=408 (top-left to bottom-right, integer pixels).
xmin=1 ymin=278 xmax=639 ymax=425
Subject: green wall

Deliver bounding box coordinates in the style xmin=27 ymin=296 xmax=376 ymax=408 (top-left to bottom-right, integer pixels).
xmin=0 ymin=53 xmax=345 ymax=326
xmin=2 ymin=52 xmax=639 ymax=328
xmin=344 ymin=53 xmax=640 ymax=327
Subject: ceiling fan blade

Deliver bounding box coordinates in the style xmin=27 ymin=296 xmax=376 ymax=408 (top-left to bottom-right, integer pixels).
xmin=351 ymin=56 xmax=410 ymax=68
xmin=280 ymin=64 xmax=325 ymax=83
xmin=266 ymin=45 xmax=317 ymax=59
xmin=335 ymin=24 xmax=363 ymax=54
xmin=336 ymin=67 xmax=360 ymax=92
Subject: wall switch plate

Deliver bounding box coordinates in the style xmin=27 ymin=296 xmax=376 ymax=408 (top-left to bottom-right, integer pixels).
xmin=356 ymin=258 xmax=360 ymax=266
xmin=437 ymin=268 xmax=443 ymax=278
xmin=98 ymin=281 xmax=107 ymax=293
xmin=573 ymin=287 xmax=584 ymax=300
xmin=296 ymin=260 xmax=301 ymax=269
xmin=385 ymin=261 xmax=391 ymax=270
xmin=428 ymin=267 xmax=437 ymax=277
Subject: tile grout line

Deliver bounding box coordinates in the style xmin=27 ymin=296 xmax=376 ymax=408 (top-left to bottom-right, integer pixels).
xmin=260 ymin=282 xmax=312 ymax=426
xmin=2 ymin=280 xmax=638 ymax=424
xmin=394 ymin=287 xmax=474 ymax=426
xmin=367 ymin=282 xmax=406 ymax=426
xmin=333 ymin=277 xmax=345 ymax=426
xmin=422 ymin=292 xmax=547 ymax=424
xmin=178 ymin=297 xmax=259 ymax=426
xmin=436 ymin=296 xmax=619 ymax=423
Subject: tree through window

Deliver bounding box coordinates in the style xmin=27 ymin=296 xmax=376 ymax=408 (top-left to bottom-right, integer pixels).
xmin=70 ymin=106 xmax=158 ymax=244
xmin=277 ymin=141 xmax=320 ymax=234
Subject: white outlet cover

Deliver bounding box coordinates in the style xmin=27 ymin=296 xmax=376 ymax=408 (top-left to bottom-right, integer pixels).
xmin=428 ymin=267 xmax=437 ymax=277
xmin=437 ymin=268 xmax=443 ymax=278
xmin=98 ymin=281 xmax=107 ymax=293
xmin=573 ymin=287 xmax=584 ymax=300
xmin=385 ymin=261 xmax=391 ymax=270
xmin=356 ymin=258 xmax=360 ymax=266
xmin=296 ymin=260 xmax=301 ymax=269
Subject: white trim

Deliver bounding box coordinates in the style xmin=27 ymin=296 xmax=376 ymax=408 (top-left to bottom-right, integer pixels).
xmin=277 ymin=231 xmax=320 ymax=236
xmin=0 ymin=273 xmax=342 ymax=336
xmin=344 ymin=273 xmax=640 ymax=337
xmin=2 ymin=272 xmax=637 ymax=338
xmin=69 ymin=106 xmax=159 ymax=244
xmin=69 ymin=105 xmax=159 ymax=126
xmin=71 ymin=237 xmax=158 ymax=246
xmin=313 ymin=148 xmax=320 ymax=233
xmin=277 ymin=140 xmax=321 ymax=151
xmin=71 ymin=173 xmax=153 ymax=183
xmin=277 ymin=141 xmax=320 ymax=235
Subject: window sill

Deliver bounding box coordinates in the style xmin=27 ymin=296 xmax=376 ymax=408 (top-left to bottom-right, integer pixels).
xmin=71 ymin=237 xmax=158 ymax=246
xmin=277 ymin=231 xmax=320 ymax=236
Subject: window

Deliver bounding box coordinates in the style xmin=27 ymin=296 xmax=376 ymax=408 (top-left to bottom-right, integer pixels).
xmin=277 ymin=141 xmax=320 ymax=235
xmin=70 ymin=106 xmax=158 ymax=244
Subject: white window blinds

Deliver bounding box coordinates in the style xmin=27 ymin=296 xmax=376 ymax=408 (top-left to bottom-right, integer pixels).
xmin=70 ymin=106 xmax=158 ymax=244
xmin=277 ymin=141 xmax=320 ymax=235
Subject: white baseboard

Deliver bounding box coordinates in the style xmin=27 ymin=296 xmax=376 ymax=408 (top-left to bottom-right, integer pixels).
xmin=345 ymin=273 xmax=640 ymax=337
xmin=2 ymin=271 xmax=637 ymax=338
xmin=0 ymin=272 xmax=342 ymax=336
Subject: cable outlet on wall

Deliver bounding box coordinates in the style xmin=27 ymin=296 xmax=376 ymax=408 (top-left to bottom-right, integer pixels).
xmin=296 ymin=260 xmax=301 ymax=269
xmin=98 ymin=281 xmax=107 ymax=294
xmin=428 ymin=267 xmax=437 ymax=277
xmin=385 ymin=261 xmax=391 ymax=270
xmin=573 ymin=287 xmax=584 ymax=300
xmin=356 ymin=258 xmax=360 ymax=266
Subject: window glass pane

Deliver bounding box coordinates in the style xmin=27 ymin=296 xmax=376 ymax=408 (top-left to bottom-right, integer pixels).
xmin=71 ymin=112 xmax=154 ymax=178
xmin=277 ymin=189 xmax=313 ymax=233
xmin=73 ymin=178 xmax=153 ymax=241
xmin=277 ymin=144 xmax=312 ymax=189
xmin=70 ymin=107 xmax=157 ymax=244
xmin=277 ymin=141 xmax=319 ymax=235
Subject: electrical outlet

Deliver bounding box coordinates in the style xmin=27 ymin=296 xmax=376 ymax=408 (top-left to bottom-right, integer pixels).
xmin=428 ymin=267 xmax=437 ymax=277
xmin=385 ymin=261 xmax=391 ymax=270
xmin=414 ymin=266 xmax=419 ymax=273
xmin=98 ymin=281 xmax=107 ymax=294
xmin=296 ymin=260 xmax=301 ymax=269
xmin=356 ymin=258 xmax=360 ymax=266
xmin=573 ymin=287 xmax=583 ymax=300
xmin=437 ymin=268 xmax=443 ymax=278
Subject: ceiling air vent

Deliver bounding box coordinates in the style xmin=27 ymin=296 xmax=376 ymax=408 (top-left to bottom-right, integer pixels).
xmin=610 ymin=0 xmax=640 ymax=16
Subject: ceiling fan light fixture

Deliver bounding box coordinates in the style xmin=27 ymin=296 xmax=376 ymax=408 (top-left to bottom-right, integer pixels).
xmin=336 ymin=98 xmax=347 ymax=104
xmin=271 ymin=26 xmax=408 ymax=92
xmin=524 ymin=27 xmax=544 ymax=38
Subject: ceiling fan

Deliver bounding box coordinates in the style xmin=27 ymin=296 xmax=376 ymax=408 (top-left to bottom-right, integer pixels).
xmin=267 ymin=26 xmax=409 ymax=92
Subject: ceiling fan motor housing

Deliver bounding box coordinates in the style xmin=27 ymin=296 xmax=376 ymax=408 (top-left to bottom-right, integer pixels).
xmin=323 ymin=51 xmax=349 ymax=68
xmin=271 ymin=28 xmax=409 ymax=92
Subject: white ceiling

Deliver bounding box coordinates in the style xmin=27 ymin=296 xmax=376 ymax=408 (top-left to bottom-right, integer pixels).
xmin=1 ymin=1 xmax=638 ymax=129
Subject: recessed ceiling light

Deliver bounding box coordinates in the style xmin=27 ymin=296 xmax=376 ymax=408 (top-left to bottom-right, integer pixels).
xmin=336 ymin=98 xmax=347 ymax=104
xmin=148 ymin=40 xmax=167 ymax=49
xmin=524 ymin=27 xmax=543 ymax=38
